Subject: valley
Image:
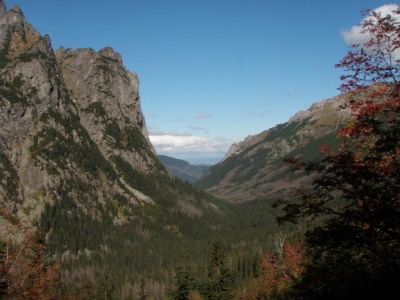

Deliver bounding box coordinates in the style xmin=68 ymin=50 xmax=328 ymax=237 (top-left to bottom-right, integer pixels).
xmin=1 ymin=1 xmax=399 ymax=299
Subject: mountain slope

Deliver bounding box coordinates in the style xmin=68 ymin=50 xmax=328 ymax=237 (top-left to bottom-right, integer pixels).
xmin=0 ymin=2 xmax=233 ymax=297
xmin=196 ymin=94 xmax=352 ymax=203
xmin=158 ymin=155 xmax=210 ymax=183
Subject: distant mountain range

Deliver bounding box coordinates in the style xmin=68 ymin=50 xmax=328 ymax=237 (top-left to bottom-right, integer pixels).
xmin=196 ymin=93 xmax=352 ymax=203
xmin=158 ymin=155 xmax=211 ymax=183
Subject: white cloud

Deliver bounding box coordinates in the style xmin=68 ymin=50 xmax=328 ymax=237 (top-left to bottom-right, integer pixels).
xmin=149 ymin=133 xmax=234 ymax=158
xmin=150 ymin=134 xmax=208 ymax=152
xmin=342 ymin=4 xmax=399 ymax=45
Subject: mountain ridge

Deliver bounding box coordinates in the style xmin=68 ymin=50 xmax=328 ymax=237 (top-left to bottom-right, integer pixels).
xmin=196 ymin=93 xmax=352 ymax=202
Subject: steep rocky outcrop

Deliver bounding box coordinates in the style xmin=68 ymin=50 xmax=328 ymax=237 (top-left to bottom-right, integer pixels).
xmin=0 ymin=0 xmax=158 ymax=232
xmin=0 ymin=2 xmax=230 ymax=297
xmin=55 ymin=47 xmax=157 ymax=172
xmin=197 ymin=94 xmax=352 ymax=202
xmin=0 ymin=0 xmax=78 ymax=229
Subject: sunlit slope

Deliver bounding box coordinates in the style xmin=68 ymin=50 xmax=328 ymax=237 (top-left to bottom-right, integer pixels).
xmin=196 ymin=94 xmax=351 ymax=203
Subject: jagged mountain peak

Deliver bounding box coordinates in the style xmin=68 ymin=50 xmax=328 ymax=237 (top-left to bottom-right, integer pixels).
xmin=0 ymin=2 xmax=25 ymax=25
xmin=98 ymin=46 xmax=123 ymax=63
xmin=0 ymin=1 xmax=41 ymax=64
xmin=0 ymin=0 xmax=6 ymax=14
xmin=57 ymin=46 xmax=123 ymax=63
xmin=10 ymin=5 xmax=22 ymax=15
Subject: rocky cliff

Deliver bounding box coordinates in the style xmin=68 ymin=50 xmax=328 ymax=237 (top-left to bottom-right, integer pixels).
xmin=196 ymin=94 xmax=352 ymax=202
xmin=0 ymin=0 xmax=160 ymax=232
xmin=0 ymin=1 xmax=230 ymax=297
xmin=55 ymin=47 xmax=157 ymax=171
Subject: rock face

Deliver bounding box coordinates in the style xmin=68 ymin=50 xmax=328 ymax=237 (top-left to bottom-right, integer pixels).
xmin=0 ymin=2 xmax=74 ymax=229
xmin=55 ymin=47 xmax=156 ymax=173
xmin=0 ymin=1 xmax=160 ymax=230
xmin=196 ymin=94 xmax=352 ymax=202
xmin=0 ymin=2 xmax=228 ymax=297
xmin=224 ymin=134 xmax=266 ymax=160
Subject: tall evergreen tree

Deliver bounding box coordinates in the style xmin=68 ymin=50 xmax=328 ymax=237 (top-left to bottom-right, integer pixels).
xmin=204 ymin=242 xmax=235 ymax=300
xmin=170 ymin=268 xmax=196 ymax=300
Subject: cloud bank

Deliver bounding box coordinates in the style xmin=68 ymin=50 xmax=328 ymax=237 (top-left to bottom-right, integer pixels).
xmin=149 ymin=132 xmax=234 ymax=163
xmin=342 ymin=4 xmax=399 ymax=45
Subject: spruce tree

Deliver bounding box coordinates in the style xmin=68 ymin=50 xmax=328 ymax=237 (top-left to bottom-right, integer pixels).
xmin=170 ymin=268 xmax=196 ymax=300
xmin=204 ymin=242 xmax=235 ymax=300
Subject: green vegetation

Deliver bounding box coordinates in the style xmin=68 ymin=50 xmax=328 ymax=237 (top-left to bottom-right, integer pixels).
xmin=287 ymin=132 xmax=340 ymax=161
xmin=0 ymin=150 xmax=19 ymax=200
xmin=264 ymin=120 xmax=311 ymax=143
xmin=170 ymin=242 xmax=236 ymax=300
xmin=83 ymin=100 xmax=151 ymax=154
xmin=196 ymin=120 xmax=316 ymax=189
xmin=31 ymin=108 xmax=117 ymax=179
xmin=0 ymin=75 xmax=37 ymax=107
xmin=83 ymin=101 xmax=107 ymax=118
xmin=40 ymin=194 xmax=105 ymax=253
xmin=104 ymin=119 xmax=149 ymax=152
xmin=195 ymin=154 xmax=241 ymax=189
xmin=204 ymin=242 xmax=235 ymax=299
xmin=32 ymin=106 xmax=278 ymax=298
xmin=17 ymin=51 xmax=48 ymax=62
xmin=36 ymin=141 xmax=286 ymax=299
xmin=0 ymin=31 xmax=11 ymax=69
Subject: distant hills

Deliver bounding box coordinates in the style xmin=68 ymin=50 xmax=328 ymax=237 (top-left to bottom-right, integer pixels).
xmin=158 ymin=155 xmax=211 ymax=183
xmin=196 ymin=93 xmax=352 ymax=203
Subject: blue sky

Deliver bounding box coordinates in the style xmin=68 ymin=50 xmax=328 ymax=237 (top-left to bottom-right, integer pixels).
xmin=5 ymin=0 xmax=395 ymax=164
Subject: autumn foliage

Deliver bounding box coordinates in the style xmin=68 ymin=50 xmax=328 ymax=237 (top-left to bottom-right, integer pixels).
xmin=0 ymin=218 xmax=59 ymax=300
xmin=237 ymin=241 xmax=305 ymax=300
xmin=274 ymin=6 xmax=400 ymax=300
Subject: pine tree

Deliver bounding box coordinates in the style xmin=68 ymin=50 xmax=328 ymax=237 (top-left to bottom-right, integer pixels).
xmin=170 ymin=267 xmax=196 ymax=300
xmin=204 ymin=242 xmax=235 ymax=300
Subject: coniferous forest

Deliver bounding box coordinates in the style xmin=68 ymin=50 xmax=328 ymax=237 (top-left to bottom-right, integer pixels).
xmin=0 ymin=1 xmax=399 ymax=299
